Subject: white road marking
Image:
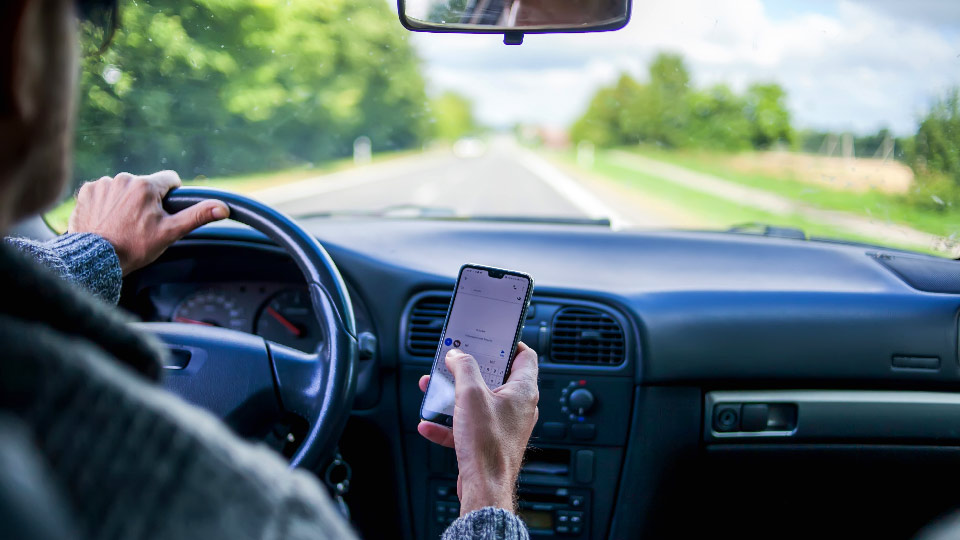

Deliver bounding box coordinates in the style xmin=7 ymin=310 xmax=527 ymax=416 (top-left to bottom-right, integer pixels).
xmin=513 ymin=147 xmax=627 ymax=229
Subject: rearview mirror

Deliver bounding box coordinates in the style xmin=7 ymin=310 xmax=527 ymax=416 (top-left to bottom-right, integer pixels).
xmin=397 ymin=0 xmax=631 ymax=44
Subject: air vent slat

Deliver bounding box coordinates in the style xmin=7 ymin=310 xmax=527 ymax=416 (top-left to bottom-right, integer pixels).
xmin=551 ymin=307 xmax=625 ymax=365
xmin=405 ymin=294 xmax=453 ymax=356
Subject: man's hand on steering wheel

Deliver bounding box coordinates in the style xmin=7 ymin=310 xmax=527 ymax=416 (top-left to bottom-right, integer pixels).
xmin=69 ymin=170 xmax=230 ymax=275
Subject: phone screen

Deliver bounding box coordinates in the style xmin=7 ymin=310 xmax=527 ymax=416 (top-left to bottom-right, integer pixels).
xmin=421 ymin=265 xmax=532 ymax=425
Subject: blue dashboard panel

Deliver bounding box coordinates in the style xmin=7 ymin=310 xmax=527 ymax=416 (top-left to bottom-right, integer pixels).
xmin=186 ymin=219 xmax=960 ymax=386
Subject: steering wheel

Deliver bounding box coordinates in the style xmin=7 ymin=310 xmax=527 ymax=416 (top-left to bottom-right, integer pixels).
xmin=135 ymin=186 xmax=358 ymax=470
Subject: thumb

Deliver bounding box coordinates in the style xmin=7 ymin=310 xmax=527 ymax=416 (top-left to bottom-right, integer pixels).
xmin=164 ymin=200 xmax=230 ymax=240
xmin=445 ymin=349 xmax=486 ymax=395
xmin=505 ymin=342 xmax=538 ymax=385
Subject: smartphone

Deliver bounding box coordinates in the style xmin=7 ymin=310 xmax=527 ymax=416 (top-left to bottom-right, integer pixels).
xmin=420 ymin=264 xmax=534 ymax=427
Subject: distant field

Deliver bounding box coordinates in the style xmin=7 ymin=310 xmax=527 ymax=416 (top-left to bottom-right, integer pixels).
xmin=623 ymin=147 xmax=960 ymax=241
xmin=726 ymin=151 xmax=913 ymax=194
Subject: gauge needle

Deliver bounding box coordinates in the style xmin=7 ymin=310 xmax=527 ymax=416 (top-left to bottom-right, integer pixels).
xmin=266 ymin=306 xmax=302 ymax=337
xmin=174 ymin=316 xmax=214 ymax=326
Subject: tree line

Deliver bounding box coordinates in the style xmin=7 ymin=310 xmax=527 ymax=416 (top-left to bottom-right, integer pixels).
xmin=74 ymin=0 xmax=434 ymax=184
xmin=571 ymin=53 xmax=793 ymax=152
xmin=571 ymin=53 xmax=960 ymax=211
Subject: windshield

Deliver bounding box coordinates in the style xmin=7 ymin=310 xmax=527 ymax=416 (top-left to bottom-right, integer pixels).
xmin=49 ymin=0 xmax=960 ymax=257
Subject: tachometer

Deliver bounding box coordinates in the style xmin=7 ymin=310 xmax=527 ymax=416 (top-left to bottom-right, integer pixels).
xmin=255 ymin=288 xmax=322 ymax=352
xmin=172 ymin=289 xmax=249 ymax=331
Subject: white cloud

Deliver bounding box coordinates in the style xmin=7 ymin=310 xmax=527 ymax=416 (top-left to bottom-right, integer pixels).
xmin=411 ymin=0 xmax=960 ymax=134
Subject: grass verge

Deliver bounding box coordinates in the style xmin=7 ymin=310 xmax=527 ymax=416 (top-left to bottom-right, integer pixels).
xmin=625 ymin=146 xmax=960 ymax=240
xmin=562 ymin=151 xmax=941 ymax=256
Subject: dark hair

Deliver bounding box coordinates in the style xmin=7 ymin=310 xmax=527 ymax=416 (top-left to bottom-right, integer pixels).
xmin=76 ymin=0 xmax=120 ymax=54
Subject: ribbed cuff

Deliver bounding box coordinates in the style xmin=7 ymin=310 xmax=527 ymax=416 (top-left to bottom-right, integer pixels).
xmin=441 ymin=507 xmax=530 ymax=540
xmin=48 ymin=233 xmax=122 ymax=304
xmin=6 ymin=233 xmax=122 ymax=304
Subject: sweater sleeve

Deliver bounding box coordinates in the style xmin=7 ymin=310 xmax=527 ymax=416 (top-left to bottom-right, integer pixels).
xmin=442 ymin=507 xmax=530 ymax=540
xmin=4 ymin=233 xmax=122 ymax=304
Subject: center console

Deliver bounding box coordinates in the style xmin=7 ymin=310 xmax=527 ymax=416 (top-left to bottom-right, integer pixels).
xmin=400 ymin=369 xmax=633 ymax=539
xmin=398 ymin=294 xmax=637 ymax=539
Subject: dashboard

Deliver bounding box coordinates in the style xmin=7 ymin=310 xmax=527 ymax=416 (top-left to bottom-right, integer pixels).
xmin=118 ymin=218 xmax=960 ymax=540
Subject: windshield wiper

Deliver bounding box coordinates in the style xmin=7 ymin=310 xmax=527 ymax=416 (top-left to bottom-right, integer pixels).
xmin=727 ymin=222 xmax=806 ymax=240
xmin=296 ymin=204 xmax=458 ymax=219
xmin=725 ymin=222 xmax=929 ymax=255
xmin=295 ymin=204 xmax=611 ymax=226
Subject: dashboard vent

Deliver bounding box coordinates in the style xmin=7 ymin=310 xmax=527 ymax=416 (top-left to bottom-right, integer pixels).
xmin=406 ymin=294 xmax=451 ymax=356
xmin=551 ymin=307 xmax=625 ymax=365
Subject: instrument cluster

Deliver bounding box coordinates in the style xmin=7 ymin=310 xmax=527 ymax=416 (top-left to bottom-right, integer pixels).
xmin=145 ymin=281 xmax=324 ymax=352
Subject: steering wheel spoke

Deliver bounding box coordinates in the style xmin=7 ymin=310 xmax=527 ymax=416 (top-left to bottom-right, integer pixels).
xmin=135 ymin=322 xmax=281 ymax=437
xmin=143 ymin=187 xmax=358 ymax=470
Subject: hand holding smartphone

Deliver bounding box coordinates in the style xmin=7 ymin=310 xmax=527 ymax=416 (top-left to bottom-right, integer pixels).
xmin=420 ymin=264 xmax=534 ymax=426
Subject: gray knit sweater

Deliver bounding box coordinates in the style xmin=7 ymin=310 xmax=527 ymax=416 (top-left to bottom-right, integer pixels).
xmin=0 ymin=233 xmax=529 ymax=540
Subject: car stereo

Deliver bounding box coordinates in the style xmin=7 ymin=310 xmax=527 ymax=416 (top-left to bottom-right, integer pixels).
xmin=430 ymin=480 xmax=590 ymax=537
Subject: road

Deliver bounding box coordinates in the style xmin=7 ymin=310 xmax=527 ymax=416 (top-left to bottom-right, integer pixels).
xmin=248 ymin=138 xmax=950 ymax=255
xmin=253 ymin=139 xmax=627 ymax=225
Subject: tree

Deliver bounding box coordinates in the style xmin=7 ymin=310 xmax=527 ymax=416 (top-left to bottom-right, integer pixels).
xmin=570 ymin=85 xmax=622 ymax=146
xmin=913 ymin=87 xmax=960 ymax=182
xmin=744 ymin=83 xmax=793 ymax=149
xmin=686 ymin=84 xmax=752 ymax=151
xmin=619 ymin=53 xmax=692 ymax=147
xmin=429 ymin=92 xmax=477 ymax=141
xmin=570 ymin=52 xmax=794 ymax=152
xmin=74 ymin=0 xmax=430 ymax=184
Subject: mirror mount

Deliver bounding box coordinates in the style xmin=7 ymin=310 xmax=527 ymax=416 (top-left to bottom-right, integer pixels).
xmin=503 ymin=31 xmax=523 ymax=45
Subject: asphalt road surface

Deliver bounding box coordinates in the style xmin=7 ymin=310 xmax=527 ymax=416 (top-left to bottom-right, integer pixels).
xmin=255 ymin=139 xmax=620 ymax=224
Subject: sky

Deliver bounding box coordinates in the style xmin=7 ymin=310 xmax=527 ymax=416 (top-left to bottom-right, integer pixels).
xmin=407 ymin=0 xmax=960 ymax=135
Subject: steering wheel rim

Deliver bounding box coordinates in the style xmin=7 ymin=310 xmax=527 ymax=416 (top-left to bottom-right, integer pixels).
xmin=145 ymin=186 xmax=358 ymax=470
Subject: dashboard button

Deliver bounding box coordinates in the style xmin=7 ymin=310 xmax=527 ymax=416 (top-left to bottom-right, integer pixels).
xmin=575 ymin=450 xmax=594 ymax=483
xmin=542 ymin=422 xmax=567 ymax=439
xmin=713 ymin=404 xmax=741 ymax=432
xmin=571 ymin=423 xmax=596 ymax=440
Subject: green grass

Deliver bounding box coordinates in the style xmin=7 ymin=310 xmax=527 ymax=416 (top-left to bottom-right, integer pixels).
xmin=624 ymin=146 xmax=960 ymax=240
xmin=564 ymin=151 xmax=941 ymax=256
xmin=44 ymin=150 xmax=416 ymax=233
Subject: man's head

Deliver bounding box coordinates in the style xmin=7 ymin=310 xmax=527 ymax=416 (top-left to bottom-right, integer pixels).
xmin=0 ymin=0 xmax=78 ymax=231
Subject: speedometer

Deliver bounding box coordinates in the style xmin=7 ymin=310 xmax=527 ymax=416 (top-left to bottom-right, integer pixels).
xmin=172 ymin=289 xmax=249 ymax=331
xmin=255 ymin=288 xmax=322 ymax=352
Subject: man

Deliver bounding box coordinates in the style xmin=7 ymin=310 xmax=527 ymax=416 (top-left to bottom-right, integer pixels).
xmin=0 ymin=0 xmax=539 ymax=539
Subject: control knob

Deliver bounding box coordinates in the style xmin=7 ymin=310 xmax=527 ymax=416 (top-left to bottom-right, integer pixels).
xmin=568 ymin=388 xmax=595 ymax=415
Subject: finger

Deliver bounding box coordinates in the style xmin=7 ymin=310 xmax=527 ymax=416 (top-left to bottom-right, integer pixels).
xmin=142 ymin=170 xmax=182 ymax=194
xmin=418 ymin=375 xmax=430 ymax=393
xmin=162 ymin=199 xmax=230 ymax=241
xmin=417 ymin=421 xmax=455 ymax=448
xmin=444 ymin=349 xmax=486 ymax=396
xmin=506 ymin=341 xmax=538 ymax=385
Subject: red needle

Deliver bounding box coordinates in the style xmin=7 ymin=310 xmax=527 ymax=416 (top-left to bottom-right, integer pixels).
xmin=266 ymin=306 xmax=302 ymax=337
xmin=174 ymin=316 xmax=213 ymax=326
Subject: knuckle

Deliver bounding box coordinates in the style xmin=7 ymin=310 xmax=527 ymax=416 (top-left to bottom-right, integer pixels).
xmin=114 ymin=172 xmax=134 ymax=183
xmin=462 ymin=383 xmax=485 ymax=402
xmin=77 ymin=182 xmax=94 ymax=198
